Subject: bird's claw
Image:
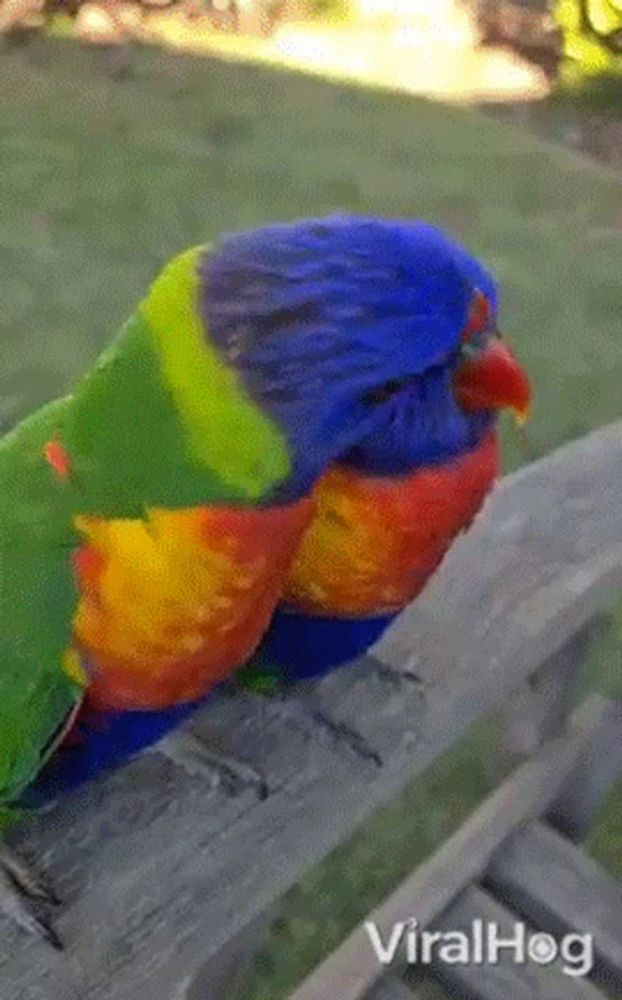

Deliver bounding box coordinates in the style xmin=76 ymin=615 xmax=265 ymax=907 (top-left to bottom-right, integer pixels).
xmin=0 ymin=843 xmax=63 ymax=949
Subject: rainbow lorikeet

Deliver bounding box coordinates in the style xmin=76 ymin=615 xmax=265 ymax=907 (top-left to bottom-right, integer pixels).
xmin=250 ymin=226 xmax=531 ymax=681
xmin=0 ymin=215 xmax=530 ymax=946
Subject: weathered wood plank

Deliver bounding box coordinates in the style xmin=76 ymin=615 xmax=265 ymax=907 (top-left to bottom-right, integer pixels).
xmin=288 ymin=697 xmax=611 ymax=1000
xmin=430 ymin=886 xmax=605 ymax=1000
xmin=548 ymin=697 xmax=622 ymax=842
xmin=502 ymin=623 xmax=594 ymax=765
xmin=1 ymin=421 xmax=621 ymax=1000
xmin=364 ymin=976 xmax=436 ymax=999
xmin=485 ymin=820 xmax=622 ymax=988
xmin=183 ymin=909 xmax=273 ymax=1000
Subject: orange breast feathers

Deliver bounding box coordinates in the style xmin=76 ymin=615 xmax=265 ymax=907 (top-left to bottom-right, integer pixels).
xmin=282 ymin=432 xmax=500 ymax=618
xmin=72 ymin=500 xmax=313 ymax=711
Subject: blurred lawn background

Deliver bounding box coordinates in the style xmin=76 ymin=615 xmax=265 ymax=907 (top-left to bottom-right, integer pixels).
xmin=1 ymin=37 xmax=621 ymax=998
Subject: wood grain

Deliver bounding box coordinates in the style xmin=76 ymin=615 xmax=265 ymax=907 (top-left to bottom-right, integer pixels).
xmin=486 ymin=819 xmax=622 ymax=988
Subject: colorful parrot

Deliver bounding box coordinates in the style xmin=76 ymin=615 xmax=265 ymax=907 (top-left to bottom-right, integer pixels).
xmin=237 ymin=222 xmax=531 ymax=682
xmin=0 ymin=215 xmax=530 ymax=947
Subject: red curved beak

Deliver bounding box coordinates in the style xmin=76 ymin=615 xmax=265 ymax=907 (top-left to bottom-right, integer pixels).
xmin=453 ymin=337 xmax=532 ymax=424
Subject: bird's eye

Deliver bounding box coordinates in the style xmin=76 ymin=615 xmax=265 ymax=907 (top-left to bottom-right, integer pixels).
xmin=461 ymin=290 xmax=492 ymax=344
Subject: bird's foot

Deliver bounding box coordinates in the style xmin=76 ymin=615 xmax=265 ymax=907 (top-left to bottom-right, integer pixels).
xmin=0 ymin=843 xmax=62 ymax=949
xmin=234 ymin=659 xmax=284 ymax=695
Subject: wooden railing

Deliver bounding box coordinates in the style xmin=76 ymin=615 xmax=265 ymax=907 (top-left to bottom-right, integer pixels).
xmin=2 ymin=419 xmax=622 ymax=1000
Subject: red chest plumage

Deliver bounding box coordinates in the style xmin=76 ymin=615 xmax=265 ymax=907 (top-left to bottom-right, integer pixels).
xmin=282 ymin=432 xmax=500 ymax=618
xmin=73 ymin=499 xmax=314 ymax=710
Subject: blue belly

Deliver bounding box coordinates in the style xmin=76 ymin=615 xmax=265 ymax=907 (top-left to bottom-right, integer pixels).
xmin=27 ymin=700 xmax=203 ymax=803
xmin=256 ymin=608 xmax=396 ymax=681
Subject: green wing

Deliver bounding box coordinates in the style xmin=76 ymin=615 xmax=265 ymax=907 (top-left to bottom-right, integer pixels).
xmin=0 ymin=546 xmax=82 ymax=805
xmin=0 ymin=400 xmax=84 ymax=808
xmin=0 ymin=245 xmax=290 ymax=808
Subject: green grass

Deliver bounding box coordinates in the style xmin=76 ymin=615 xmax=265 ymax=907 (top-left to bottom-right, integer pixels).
xmin=3 ymin=37 xmax=622 ymax=461
xmin=1 ymin=37 xmax=622 ymax=997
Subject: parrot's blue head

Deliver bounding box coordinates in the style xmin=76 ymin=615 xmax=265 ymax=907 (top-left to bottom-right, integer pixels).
xmin=201 ymin=215 xmax=530 ymax=500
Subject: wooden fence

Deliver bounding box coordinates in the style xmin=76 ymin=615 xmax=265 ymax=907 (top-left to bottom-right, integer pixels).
xmin=2 ymin=419 xmax=622 ymax=999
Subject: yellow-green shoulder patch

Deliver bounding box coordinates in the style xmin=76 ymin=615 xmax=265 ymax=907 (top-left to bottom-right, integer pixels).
xmin=140 ymin=246 xmax=290 ymax=501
